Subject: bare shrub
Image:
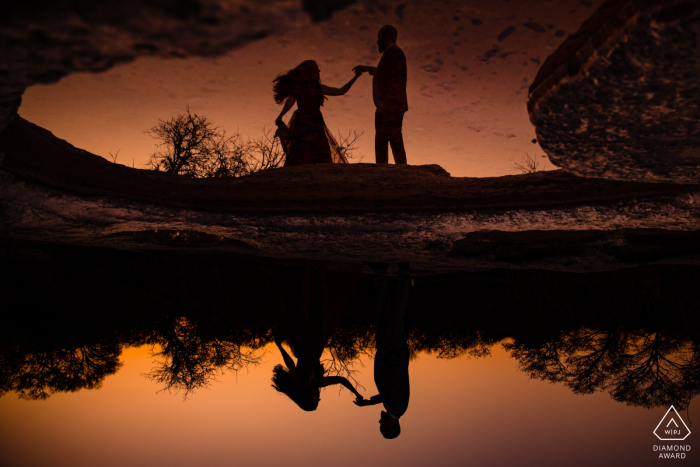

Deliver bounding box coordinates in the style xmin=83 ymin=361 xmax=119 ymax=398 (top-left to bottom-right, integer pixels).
xmin=108 ymin=149 xmax=120 ymax=163
xmin=513 ymin=152 xmax=547 ymax=174
xmin=247 ymin=127 xmax=286 ymax=173
xmin=147 ymin=106 xmax=226 ymax=177
xmin=147 ymin=107 xmax=364 ymax=178
xmin=331 ymin=129 xmax=364 ymax=163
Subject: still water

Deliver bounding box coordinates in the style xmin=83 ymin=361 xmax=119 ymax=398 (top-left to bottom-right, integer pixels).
xmin=1 ymin=246 xmax=698 ymax=466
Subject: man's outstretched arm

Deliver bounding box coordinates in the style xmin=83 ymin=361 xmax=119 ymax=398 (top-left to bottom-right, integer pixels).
xmin=354 ymin=394 xmax=383 ymax=407
xmin=353 ymin=65 xmax=377 ymax=76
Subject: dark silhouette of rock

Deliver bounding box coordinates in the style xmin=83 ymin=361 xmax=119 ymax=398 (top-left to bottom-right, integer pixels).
xmin=0 ymin=0 xmax=354 ymax=133
xmin=2 ymin=117 xmax=700 ymax=274
xmin=450 ymin=229 xmax=700 ymax=269
xmin=529 ymin=0 xmax=700 ymax=184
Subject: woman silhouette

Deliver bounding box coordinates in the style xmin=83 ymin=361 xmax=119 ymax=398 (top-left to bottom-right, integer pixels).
xmin=273 ymin=60 xmax=361 ymax=166
xmin=271 ymin=261 xmax=365 ymax=411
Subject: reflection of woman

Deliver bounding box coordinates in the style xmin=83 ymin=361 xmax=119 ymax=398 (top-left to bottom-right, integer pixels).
xmin=271 ymin=261 xmax=364 ymax=411
xmin=273 ymin=60 xmax=361 ymax=166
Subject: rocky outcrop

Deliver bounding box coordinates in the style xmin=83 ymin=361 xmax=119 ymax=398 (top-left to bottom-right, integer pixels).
xmin=529 ymin=0 xmax=700 ymax=184
xmin=2 ymin=118 xmax=700 ymax=274
xmin=0 ymin=0 xmax=353 ymax=132
xmin=450 ymin=228 xmax=700 ymax=271
xmin=2 ymin=116 xmax=696 ymax=214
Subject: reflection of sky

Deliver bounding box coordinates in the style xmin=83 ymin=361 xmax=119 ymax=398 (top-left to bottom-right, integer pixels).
xmin=1 ymin=343 xmax=695 ymax=467
xmin=18 ymin=0 xmax=605 ymax=178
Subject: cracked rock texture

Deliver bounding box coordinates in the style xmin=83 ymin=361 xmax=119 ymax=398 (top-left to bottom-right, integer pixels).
xmin=529 ymin=0 xmax=700 ymax=184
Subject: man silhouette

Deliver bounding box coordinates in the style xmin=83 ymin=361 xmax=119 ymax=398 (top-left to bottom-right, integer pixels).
xmin=354 ymin=262 xmax=410 ymax=439
xmin=353 ymin=25 xmax=408 ymax=165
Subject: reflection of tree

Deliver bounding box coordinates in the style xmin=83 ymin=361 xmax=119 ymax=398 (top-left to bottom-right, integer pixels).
xmin=146 ymin=317 xmax=264 ymax=398
xmin=611 ymin=332 xmax=693 ymax=409
xmin=506 ymin=328 xmax=699 ymax=409
xmin=0 ymin=341 xmax=122 ymax=400
xmin=410 ymin=330 xmax=493 ymax=360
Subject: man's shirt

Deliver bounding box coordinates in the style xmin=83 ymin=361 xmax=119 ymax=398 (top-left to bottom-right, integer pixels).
xmin=374 ymin=347 xmax=410 ymax=418
xmin=373 ymin=44 xmax=408 ymax=113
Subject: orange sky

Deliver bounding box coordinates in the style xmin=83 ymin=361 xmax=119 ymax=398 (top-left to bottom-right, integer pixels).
xmin=17 ymin=0 xmax=606 ymax=178
xmin=1 ymin=342 xmax=693 ymax=467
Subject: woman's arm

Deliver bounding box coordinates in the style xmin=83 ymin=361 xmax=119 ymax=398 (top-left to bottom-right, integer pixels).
xmin=321 ymin=72 xmax=362 ymax=96
xmin=275 ymin=96 xmax=296 ymax=126
xmin=319 ymin=375 xmax=363 ymax=398
xmin=354 ymin=394 xmax=383 ymax=407
xmin=276 ymin=341 xmax=297 ymax=372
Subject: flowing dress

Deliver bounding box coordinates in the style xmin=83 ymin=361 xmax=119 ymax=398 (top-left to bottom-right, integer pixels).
xmin=274 ymin=261 xmax=363 ymax=378
xmin=278 ymin=90 xmax=348 ymax=166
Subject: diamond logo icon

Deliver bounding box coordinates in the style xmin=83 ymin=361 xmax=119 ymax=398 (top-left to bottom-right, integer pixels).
xmin=654 ymin=406 xmax=691 ymax=441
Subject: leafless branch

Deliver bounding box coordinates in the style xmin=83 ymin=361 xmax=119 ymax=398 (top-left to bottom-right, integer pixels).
xmin=513 ymin=152 xmax=547 ymax=174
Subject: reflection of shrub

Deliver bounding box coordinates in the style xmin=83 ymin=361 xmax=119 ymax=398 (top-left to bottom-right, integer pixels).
xmin=147 ymin=316 xmax=267 ymax=398
xmin=505 ymin=328 xmax=699 ymax=410
xmin=0 ymin=342 xmax=122 ymax=400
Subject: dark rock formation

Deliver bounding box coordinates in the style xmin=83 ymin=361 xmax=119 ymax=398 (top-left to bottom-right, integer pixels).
xmin=2 ymin=118 xmax=700 ymax=273
xmin=450 ymin=228 xmax=700 ymax=269
xmin=1 ymin=116 xmax=696 ymax=214
xmin=0 ymin=0 xmax=354 ymax=132
xmin=529 ymin=0 xmax=700 ymax=184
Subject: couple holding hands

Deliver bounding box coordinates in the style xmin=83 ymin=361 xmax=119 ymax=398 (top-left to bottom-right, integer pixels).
xmin=272 ymin=260 xmax=410 ymax=440
xmin=274 ymin=25 xmax=408 ymax=167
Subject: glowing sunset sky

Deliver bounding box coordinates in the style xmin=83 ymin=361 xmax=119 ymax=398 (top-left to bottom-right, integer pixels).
xmin=1 ymin=343 xmax=688 ymax=467
xmin=18 ymin=0 xmax=605 ymax=178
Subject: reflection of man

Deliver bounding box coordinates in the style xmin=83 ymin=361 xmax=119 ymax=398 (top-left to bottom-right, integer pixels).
xmin=354 ymin=262 xmax=410 ymax=439
xmin=353 ymin=25 xmax=408 ymax=165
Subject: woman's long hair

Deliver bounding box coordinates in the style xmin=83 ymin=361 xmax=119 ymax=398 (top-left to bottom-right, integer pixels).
xmin=271 ymin=362 xmax=324 ymax=412
xmin=273 ymin=60 xmax=325 ymax=105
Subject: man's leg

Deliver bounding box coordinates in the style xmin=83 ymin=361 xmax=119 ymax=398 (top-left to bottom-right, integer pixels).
xmin=374 ymin=264 xmax=410 ymax=352
xmin=372 ymin=263 xmax=389 ymax=347
xmin=384 ymin=265 xmax=409 ymax=350
xmin=375 ymin=134 xmax=390 ymax=164
xmin=389 ymin=134 xmax=407 ymax=165
xmin=374 ymin=111 xmax=389 ymax=164
xmin=388 ymin=112 xmax=407 ymax=165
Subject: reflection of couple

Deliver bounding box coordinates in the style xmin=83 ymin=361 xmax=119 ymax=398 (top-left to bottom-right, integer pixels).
xmin=271 ymin=261 xmax=411 ymax=439
xmin=274 ymin=25 xmax=408 ymax=166
xmin=271 ymin=261 xmax=364 ymax=411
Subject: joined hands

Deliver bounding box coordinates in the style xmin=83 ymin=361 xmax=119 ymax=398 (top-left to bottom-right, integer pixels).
xmin=354 ymin=395 xmax=369 ymax=407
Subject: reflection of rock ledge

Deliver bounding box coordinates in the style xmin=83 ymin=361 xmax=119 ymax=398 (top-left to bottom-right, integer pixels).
xmin=529 ymin=0 xmax=700 ymax=184
xmin=2 ymin=117 xmax=700 ymax=273
xmin=451 ymin=229 xmax=700 ymax=270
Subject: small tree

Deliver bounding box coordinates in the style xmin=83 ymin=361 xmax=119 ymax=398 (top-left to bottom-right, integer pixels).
xmin=147 ymin=106 xmax=254 ymax=178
